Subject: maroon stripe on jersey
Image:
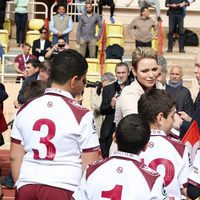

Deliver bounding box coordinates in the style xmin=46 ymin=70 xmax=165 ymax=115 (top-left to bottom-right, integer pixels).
xmin=182 ymin=182 xmax=188 ymax=188
xmin=161 ymin=136 xmax=185 ymax=157
xmin=188 ymin=179 xmax=200 ymax=188
xmin=11 ymin=137 xmax=21 ymax=144
xmin=16 ymin=96 xmax=42 ymax=116
xmin=45 ymin=93 xmax=89 ymax=124
xmin=86 ymin=157 xmax=112 ymax=180
xmin=134 ymin=161 xmax=160 ymax=191
xmin=82 ymin=146 xmax=100 ymax=153
xmin=62 ymin=98 xmax=89 ymax=124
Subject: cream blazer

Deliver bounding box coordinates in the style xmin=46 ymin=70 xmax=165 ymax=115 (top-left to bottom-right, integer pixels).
xmin=114 ymin=79 xmax=144 ymax=126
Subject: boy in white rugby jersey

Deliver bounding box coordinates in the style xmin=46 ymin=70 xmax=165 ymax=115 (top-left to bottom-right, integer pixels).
xmin=10 ymin=50 xmax=100 ymax=200
xmin=73 ymin=114 xmax=168 ymax=200
xmin=138 ymin=89 xmax=191 ymax=199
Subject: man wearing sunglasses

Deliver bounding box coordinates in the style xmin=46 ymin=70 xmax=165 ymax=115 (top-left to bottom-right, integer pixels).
xmin=32 ymin=27 xmax=52 ymax=62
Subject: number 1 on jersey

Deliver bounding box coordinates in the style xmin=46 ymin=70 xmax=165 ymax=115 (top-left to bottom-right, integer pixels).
xmin=101 ymin=185 xmax=122 ymax=200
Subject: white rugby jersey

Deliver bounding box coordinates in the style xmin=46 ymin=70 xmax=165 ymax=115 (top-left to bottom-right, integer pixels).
xmin=188 ymin=149 xmax=200 ymax=188
xmin=140 ymin=130 xmax=191 ymax=200
xmin=11 ymin=88 xmax=99 ymax=191
xmin=73 ymin=151 xmax=168 ymax=200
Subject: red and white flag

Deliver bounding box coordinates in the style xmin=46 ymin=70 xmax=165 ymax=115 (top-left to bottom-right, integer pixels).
xmin=181 ymin=120 xmax=200 ymax=162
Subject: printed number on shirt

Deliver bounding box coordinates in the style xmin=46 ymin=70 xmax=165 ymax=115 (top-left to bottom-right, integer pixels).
xmin=32 ymin=118 xmax=56 ymax=160
xmin=148 ymin=158 xmax=175 ymax=186
xmin=101 ymin=185 xmax=122 ymax=200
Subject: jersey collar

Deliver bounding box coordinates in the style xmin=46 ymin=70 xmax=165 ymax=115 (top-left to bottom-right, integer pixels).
xmin=111 ymin=151 xmax=141 ymax=162
xmin=45 ymin=88 xmax=74 ymax=99
xmin=151 ymin=129 xmax=166 ymax=136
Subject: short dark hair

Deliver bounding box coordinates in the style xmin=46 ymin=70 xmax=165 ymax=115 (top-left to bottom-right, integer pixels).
xmin=24 ymin=80 xmax=47 ymax=101
xmin=39 ymin=27 xmax=48 ymax=33
xmin=57 ymin=37 xmax=66 ymax=43
xmin=51 ymin=49 xmax=88 ymax=85
xmin=138 ymin=89 xmax=175 ymax=124
xmin=57 ymin=3 xmax=66 ymax=12
xmin=23 ymin=43 xmax=31 ymax=48
xmin=140 ymin=6 xmax=149 ymax=15
xmin=26 ymin=58 xmax=41 ymax=69
xmin=116 ymin=114 xmax=150 ymax=154
xmin=115 ymin=62 xmax=129 ymax=73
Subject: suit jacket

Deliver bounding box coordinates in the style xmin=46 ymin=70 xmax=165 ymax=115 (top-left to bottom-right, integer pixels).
xmin=17 ymin=73 xmax=38 ymax=104
xmin=166 ymin=84 xmax=194 ymax=116
xmin=100 ymin=81 xmax=121 ymax=139
xmin=32 ymin=39 xmax=52 ymax=58
xmin=194 ymin=91 xmax=200 ymax=111
xmin=0 ymin=83 xmax=8 ymax=110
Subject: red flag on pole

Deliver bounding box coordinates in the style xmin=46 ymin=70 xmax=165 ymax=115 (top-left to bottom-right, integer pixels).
xmin=181 ymin=120 xmax=200 ymax=162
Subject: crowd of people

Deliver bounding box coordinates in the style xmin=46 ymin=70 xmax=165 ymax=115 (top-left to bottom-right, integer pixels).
xmin=0 ymin=0 xmax=200 ymax=200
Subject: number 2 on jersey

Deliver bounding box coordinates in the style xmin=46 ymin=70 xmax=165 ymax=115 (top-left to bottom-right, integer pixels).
xmin=32 ymin=119 xmax=56 ymax=160
xmin=101 ymin=185 xmax=122 ymax=200
xmin=149 ymin=158 xmax=175 ymax=186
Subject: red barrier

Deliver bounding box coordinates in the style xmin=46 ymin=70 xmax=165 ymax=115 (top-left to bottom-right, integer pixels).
xmin=44 ymin=17 xmax=49 ymax=29
xmin=158 ymin=21 xmax=163 ymax=55
xmin=100 ymin=20 xmax=106 ymax=75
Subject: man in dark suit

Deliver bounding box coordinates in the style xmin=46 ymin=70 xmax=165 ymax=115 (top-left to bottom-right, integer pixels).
xmin=100 ymin=62 xmax=129 ymax=158
xmin=32 ymin=27 xmax=52 ymax=61
xmin=166 ymin=65 xmax=194 ymax=117
xmin=17 ymin=58 xmax=41 ymax=105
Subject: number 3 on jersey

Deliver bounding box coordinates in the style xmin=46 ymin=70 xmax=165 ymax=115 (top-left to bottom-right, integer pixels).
xmin=32 ymin=119 xmax=56 ymax=160
xmin=101 ymin=185 xmax=122 ymax=200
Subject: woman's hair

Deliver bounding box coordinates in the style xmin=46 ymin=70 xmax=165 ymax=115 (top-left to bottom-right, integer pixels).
xmin=132 ymin=47 xmax=158 ymax=71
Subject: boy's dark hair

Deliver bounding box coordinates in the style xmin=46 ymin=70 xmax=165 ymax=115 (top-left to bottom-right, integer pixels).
xmin=138 ymin=89 xmax=175 ymax=124
xmin=116 ymin=114 xmax=150 ymax=154
xmin=24 ymin=80 xmax=48 ymax=101
xmin=26 ymin=58 xmax=41 ymax=69
xmin=51 ymin=49 xmax=88 ymax=85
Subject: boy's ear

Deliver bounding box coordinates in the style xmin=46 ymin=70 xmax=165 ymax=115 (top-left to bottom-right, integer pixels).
xmin=156 ymin=112 xmax=164 ymax=126
xmin=70 ymin=76 xmax=78 ymax=89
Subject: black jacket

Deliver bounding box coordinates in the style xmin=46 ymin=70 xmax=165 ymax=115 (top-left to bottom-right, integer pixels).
xmin=100 ymin=81 xmax=121 ymax=139
xmin=0 ymin=83 xmax=8 ymax=109
xmin=17 ymin=73 xmax=38 ymax=104
xmin=166 ymin=84 xmax=194 ymax=116
xmin=32 ymin=39 xmax=52 ymax=58
xmin=165 ymin=0 xmax=189 ymax=15
xmin=0 ymin=0 xmax=7 ymax=10
xmin=194 ymin=91 xmax=200 ymax=111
